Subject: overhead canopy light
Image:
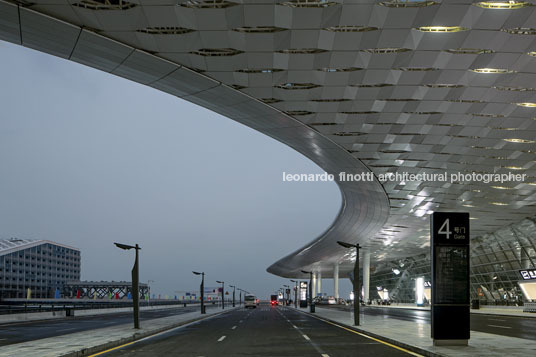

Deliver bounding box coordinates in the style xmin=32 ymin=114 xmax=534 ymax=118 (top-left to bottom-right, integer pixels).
xmin=416 ymin=26 xmax=468 ymax=32
xmin=503 ymin=138 xmax=535 ymax=143
xmin=503 ymin=166 xmax=525 ymax=170
xmin=475 ymin=1 xmax=531 ymax=9
xmin=516 ymin=102 xmax=536 ymax=107
xmin=470 ymin=68 xmax=514 ymax=73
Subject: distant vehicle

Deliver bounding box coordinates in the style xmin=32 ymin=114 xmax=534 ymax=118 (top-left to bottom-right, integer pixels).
xmin=245 ymin=294 xmax=257 ymax=308
xmin=317 ymin=296 xmax=337 ymax=305
xmin=270 ymin=295 xmax=278 ymax=306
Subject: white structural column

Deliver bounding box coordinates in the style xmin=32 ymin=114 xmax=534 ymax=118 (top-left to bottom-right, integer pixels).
xmin=317 ymin=271 xmax=322 ymax=295
xmin=333 ymin=263 xmax=339 ymax=300
xmin=312 ymin=272 xmax=317 ymax=299
xmin=363 ymin=250 xmax=371 ymax=303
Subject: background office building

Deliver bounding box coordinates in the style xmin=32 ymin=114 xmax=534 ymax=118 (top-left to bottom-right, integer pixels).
xmin=0 ymin=238 xmax=81 ymax=299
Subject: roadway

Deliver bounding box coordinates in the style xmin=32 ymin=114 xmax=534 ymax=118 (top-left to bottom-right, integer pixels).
xmin=97 ymin=304 xmax=418 ymax=357
xmin=322 ymin=305 xmax=536 ymax=341
xmin=0 ymin=305 xmax=209 ymax=346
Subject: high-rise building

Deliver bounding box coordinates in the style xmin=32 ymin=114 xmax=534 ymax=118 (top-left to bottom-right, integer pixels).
xmin=0 ymin=238 xmax=81 ymax=299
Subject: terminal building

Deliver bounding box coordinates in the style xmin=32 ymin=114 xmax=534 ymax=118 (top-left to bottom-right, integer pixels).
xmin=0 ymin=238 xmax=81 ymax=299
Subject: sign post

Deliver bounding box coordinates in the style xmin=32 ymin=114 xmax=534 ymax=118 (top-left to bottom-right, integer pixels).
xmin=431 ymin=212 xmax=470 ymax=346
xmin=299 ymin=281 xmax=308 ymax=308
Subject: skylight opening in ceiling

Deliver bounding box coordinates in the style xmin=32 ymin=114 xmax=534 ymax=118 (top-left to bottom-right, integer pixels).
xmin=136 ymin=27 xmax=194 ymax=35
xmin=416 ymin=26 xmax=468 ymax=32
xmin=190 ymin=48 xmax=243 ymax=56
xmin=503 ymin=138 xmax=535 ymax=143
xmin=353 ymin=84 xmax=394 ymax=87
xmin=397 ymin=67 xmax=438 ymax=71
xmin=279 ymin=0 xmax=339 ymax=7
xmin=277 ymin=48 xmax=328 ymax=54
xmin=285 ymin=111 xmax=314 ymax=116
xmin=494 ymin=86 xmax=536 ymax=91
xmin=470 ymin=68 xmax=515 ymax=73
xmin=362 ymin=48 xmax=412 ymax=53
xmin=274 ymin=83 xmax=321 ymax=90
xmin=502 ymin=28 xmax=536 ymax=35
xmin=232 ymin=26 xmax=288 ymax=33
xmin=475 ymin=1 xmax=532 ymax=9
xmin=324 ymin=26 xmax=379 ymax=32
xmin=379 ymin=0 xmax=438 ymax=7
xmin=424 ymin=84 xmax=464 ymax=88
xmin=333 ymin=132 xmax=367 ymax=136
xmin=318 ymin=67 xmax=363 ymax=72
xmin=73 ymin=0 xmax=137 ymax=10
xmin=180 ymin=0 xmax=238 ymax=9
xmin=259 ymin=98 xmax=282 ymax=103
xmin=445 ymin=48 xmax=494 ymax=54
xmin=236 ymin=68 xmax=284 ymax=73
xmin=311 ymin=99 xmax=350 ymax=102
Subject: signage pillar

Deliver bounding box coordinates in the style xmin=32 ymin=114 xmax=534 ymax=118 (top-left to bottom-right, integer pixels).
xmin=431 ymin=212 xmax=470 ymax=346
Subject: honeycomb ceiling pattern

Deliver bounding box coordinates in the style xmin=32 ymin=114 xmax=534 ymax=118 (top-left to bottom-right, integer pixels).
xmin=3 ymin=0 xmax=536 ymax=277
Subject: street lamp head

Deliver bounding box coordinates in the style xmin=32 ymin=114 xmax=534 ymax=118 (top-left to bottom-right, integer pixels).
xmin=337 ymin=241 xmax=356 ymax=249
xmin=301 ymin=270 xmax=311 ymax=274
xmin=192 ymin=271 xmax=203 ymax=276
xmin=216 ymin=280 xmax=224 ymax=284
xmin=290 ymin=279 xmax=296 ymax=282
xmin=114 ymin=242 xmax=138 ymax=250
xmin=229 ymin=285 xmax=235 ymax=288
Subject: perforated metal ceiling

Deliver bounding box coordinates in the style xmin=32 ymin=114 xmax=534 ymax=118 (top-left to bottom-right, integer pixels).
xmin=2 ymin=0 xmax=536 ymax=278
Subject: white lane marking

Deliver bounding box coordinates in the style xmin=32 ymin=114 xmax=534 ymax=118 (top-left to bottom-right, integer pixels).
xmin=488 ymin=318 xmax=506 ymax=322
xmin=218 ymin=335 xmax=227 ymax=342
xmin=291 ymin=324 xmax=298 ymax=329
xmin=321 ymin=354 xmax=330 ymax=357
xmin=302 ymin=334 xmax=310 ymax=341
xmin=231 ymin=325 xmax=237 ymax=330
xmin=487 ymin=324 xmax=512 ymax=329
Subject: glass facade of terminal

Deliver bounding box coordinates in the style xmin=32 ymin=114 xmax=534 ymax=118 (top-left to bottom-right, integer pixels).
xmin=369 ymin=217 xmax=536 ymax=305
xmin=0 ymin=239 xmax=81 ymax=299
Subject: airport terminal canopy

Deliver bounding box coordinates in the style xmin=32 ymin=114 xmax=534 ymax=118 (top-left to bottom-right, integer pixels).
xmin=1 ymin=0 xmax=536 ymax=278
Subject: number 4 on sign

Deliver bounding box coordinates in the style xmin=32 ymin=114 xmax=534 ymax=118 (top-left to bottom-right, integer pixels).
xmin=438 ymin=219 xmax=451 ymax=239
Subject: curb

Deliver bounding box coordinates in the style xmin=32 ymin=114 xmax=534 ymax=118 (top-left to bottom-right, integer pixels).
xmin=60 ymin=307 xmax=238 ymax=357
xmin=292 ymin=307 xmax=445 ymax=357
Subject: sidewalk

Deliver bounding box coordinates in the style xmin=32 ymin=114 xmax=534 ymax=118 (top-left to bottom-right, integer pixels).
xmin=0 ymin=306 xmax=236 ymax=357
xmin=365 ymin=303 xmax=536 ymax=318
xmin=295 ymin=306 xmax=536 ymax=357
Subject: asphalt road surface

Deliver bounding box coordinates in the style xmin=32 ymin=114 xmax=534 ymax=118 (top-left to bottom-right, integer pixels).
xmin=0 ymin=305 xmax=211 ymax=346
xmin=323 ymin=305 xmax=536 ymax=341
xmin=97 ymin=304 xmax=420 ymax=357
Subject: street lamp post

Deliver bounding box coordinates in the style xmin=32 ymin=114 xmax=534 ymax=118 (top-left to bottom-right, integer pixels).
xmin=337 ymin=241 xmax=362 ymax=326
xmin=301 ymin=270 xmax=315 ymax=313
xmin=216 ymin=280 xmax=225 ymax=309
xmin=290 ymin=279 xmax=298 ymax=308
xmin=229 ymin=285 xmax=236 ymax=307
xmin=114 ymin=242 xmax=141 ymax=329
xmin=192 ymin=271 xmax=205 ymax=314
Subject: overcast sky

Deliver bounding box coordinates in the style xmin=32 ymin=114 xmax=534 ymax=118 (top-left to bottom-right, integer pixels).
xmin=0 ymin=41 xmax=354 ymax=299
